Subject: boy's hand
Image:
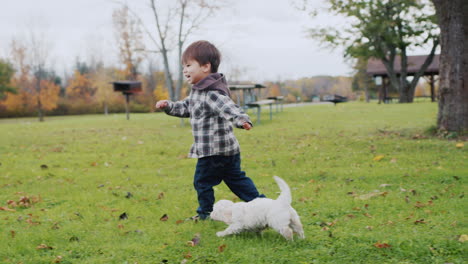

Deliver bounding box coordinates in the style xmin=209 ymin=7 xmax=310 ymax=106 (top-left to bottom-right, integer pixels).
xmin=243 ymin=122 xmax=252 ymax=130
xmin=156 ymin=100 xmax=169 ymax=109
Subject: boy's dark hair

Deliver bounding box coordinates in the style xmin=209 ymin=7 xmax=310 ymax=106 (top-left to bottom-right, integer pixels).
xmin=182 ymin=40 xmax=221 ymax=73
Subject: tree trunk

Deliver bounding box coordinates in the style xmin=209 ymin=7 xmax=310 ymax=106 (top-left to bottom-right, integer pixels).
xmin=432 ymin=0 xmax=468 ymax=132
xmin=399 ymin=82 xmax=415 ymax=103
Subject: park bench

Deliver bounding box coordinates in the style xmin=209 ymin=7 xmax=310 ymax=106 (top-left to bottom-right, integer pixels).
xmin=246 ymin=99 xmax=275 ymax=124
xmin=267 ymin=96 xmax=284 ymax=112
xmin=323 ymin=94 xmax=347 ymax=106
xmin=384 ymin=96 xmax=397 ymax=103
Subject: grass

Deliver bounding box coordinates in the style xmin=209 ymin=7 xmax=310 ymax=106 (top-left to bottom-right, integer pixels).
xmin=0 ymin=102 xmax=466 ymax=263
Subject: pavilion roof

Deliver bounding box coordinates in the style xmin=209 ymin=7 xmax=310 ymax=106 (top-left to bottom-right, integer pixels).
xmin=366 ymin=54 xmax=439 ymax=76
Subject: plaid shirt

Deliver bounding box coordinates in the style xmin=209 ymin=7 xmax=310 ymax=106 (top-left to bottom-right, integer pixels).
xmin=165 ymin=90 xmax=252 ymax=158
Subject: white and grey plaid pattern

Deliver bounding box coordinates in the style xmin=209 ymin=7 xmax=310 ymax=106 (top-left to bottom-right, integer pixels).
xmin=165 ymin=90 xmax=251 ymax=158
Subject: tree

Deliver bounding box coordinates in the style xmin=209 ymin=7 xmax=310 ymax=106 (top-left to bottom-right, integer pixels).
xmin=92 ymin=65 xmax=116 ymax=115
xmin=6 ymin=36 xmax=60 ymax=120
xmin=112 ymin=6 xmax=145 ymax=81
xmin=0 ymin=59 xmax=16 ymax=99
xmin=431 ymin=0 xmax=468 ymax=132
xmin=119 ymin=0 xmax=222 ymax=101
xmin=66 ymin=70 xmax=96 ymax=101
xmin=305 ymin=0 xmax=439 ymax=103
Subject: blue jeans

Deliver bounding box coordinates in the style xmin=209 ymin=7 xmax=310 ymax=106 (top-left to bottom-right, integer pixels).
xmin=193 ymin=153 xmax=264 ymax=217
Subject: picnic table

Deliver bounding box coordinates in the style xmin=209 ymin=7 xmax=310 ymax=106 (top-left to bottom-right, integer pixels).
xmin=229 ymin=84 xmax=276 ymax=124
xmin=267 ymin=96 xmax=284 ymax=112
xmin=246 ymin=99 xmax=275 ymax=124
xmin=323 ymin=94 xmax=348 ymax=106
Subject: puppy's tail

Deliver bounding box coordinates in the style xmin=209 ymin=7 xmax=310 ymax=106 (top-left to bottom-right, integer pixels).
xmin=274 ymin=176 xmax=292 ymax=205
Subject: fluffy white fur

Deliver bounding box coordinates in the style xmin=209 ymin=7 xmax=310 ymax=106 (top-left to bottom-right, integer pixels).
xmin=210 ymin=176 xmax=305 ymax=240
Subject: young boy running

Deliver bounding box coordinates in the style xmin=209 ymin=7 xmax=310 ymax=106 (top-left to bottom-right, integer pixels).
xmin=155 ymin=40 xmax=264 ymax=220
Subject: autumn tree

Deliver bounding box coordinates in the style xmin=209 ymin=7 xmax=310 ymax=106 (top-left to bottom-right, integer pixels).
xmin=66 ymin=70 xmax=96 ymax=101
xmin=92 ymin=65 xmax=117 ymax=115
xmin=0 ymin=59 xmax=16 ymax=99
xmin=304 ymin=0 xmax=439 ymax=103
xmin=112 ymin=5 xmax=145 ymax=81
xmin=431 ymin=0 xmax=468 ymax=132
xmin=3 ymin=38 xmax=60 ymax=119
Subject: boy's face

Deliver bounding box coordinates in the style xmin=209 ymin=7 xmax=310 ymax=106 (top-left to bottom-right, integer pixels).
xmin=183 ymin=59 xmax=211 ymax=85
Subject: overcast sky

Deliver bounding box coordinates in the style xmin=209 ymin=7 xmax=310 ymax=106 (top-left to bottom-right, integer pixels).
xmin=0 ymin=0 xmax=431 ymax=82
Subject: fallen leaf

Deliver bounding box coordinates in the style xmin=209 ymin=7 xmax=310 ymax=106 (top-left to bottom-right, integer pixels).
xmin=0 ymin=206 xmax=16 ymax=212
xmin=458 ymin=234 xmax=468 ymax=242
xmin=118 ymin=224 xmax=124 ymax=229
xmin=373 ymin=155 xmax=385 ymax=161
xmin=119 ymin=212 xmax=128 ymax=220
xmin=91 ymin=162 xmax=98 ymax=167
xmin=455 ymin=142 xmax=464 ymax=148
xmin=176 ymin=220 xmax=184 ymax=225
xmin=390 ymin=158 xmax=397 ymax=163
xmin=157 ymin=192 xmax=165 ymax=200
xmin=414 ymin=219 xmax=426 ymax=224
xmin=188 ymin=233 xmax=200 ymax=246
xmin=379 ymin=184 xmax=392 ymax=188
xmin=414 ymin=201 xmax=433 ymax=208
xmin=365 ymin=226 xmax=373 ymax=231
xmin=160 ymin=214 xmax=168 ymax=221
xmin=53 ymin=256 xmax=63 ymax=263
xmin=184 ymin=251 xmax=192 ymax=259
xmin=36 ymin=244 xmax=53 ymax=250
xmin=186 ymin=241 xmax=195 ymax=247
xmin=10 ymin=230 xmax=15 ymax=238
xmin=355 ymin=191 xmax=388 ymax=200
xmin=218 ymin=244 xmax=227 ymax=252
xmin=374 ymin=242 xmax=391 ymax=248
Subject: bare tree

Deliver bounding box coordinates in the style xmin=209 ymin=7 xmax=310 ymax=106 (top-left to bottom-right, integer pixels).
xmin=113 ymin=6 xmax=145 ymax=81
xmin=117 ymin=0 xmax=223 ymax=101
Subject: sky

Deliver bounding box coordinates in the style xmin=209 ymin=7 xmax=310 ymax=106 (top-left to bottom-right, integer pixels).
xmin=0 ymin=0 xmax=431 ymax=83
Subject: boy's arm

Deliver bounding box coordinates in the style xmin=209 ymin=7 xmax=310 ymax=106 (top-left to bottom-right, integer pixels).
xmin=206 ymin=91 xmax=253 ymax=129
xmin=157 ymin=98 xmax=190 ymax=118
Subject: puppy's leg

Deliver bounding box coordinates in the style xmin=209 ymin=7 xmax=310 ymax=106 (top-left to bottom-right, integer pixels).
xmin=216 ymin=224 xmax=243 ymax=237
xmin=290 ymin=212 xmax=305 ymax=239
xmin=279 ymin=226 xmax=294 ymax=241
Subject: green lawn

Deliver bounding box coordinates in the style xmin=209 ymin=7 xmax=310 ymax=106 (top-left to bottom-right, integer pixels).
xmin=0 ymin=102 xmax=466 ymax=263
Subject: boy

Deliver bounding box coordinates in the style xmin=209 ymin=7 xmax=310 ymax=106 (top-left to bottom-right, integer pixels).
xmin=155 ymin=40 xmax=264 ymax=220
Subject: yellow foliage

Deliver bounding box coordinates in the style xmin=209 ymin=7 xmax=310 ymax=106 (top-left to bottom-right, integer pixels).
xmin=2 ymin=79 xmax=59 ymax=112
xmin=39 ymin=80 xmax=60 ymax=111
xmin=66 ymin=71 xmax=96 ymax=100
xmin=268 ymin=84 xmax=281 ymax=97
xmin=153 ymin=82 xmax=169 ymax=101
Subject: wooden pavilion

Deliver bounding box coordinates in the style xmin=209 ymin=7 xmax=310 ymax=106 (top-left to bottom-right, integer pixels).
xmin=366 ymin=55 xmax=440 ymax=102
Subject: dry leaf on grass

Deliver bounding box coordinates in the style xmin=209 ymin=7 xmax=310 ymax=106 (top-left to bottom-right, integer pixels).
xmin=0 ymin=206 xmax=16 ymax=212
xmin=160 ymin=214 xmax=169 ymax=221
xmin=36 ymin=244 xmax=53 ymax=250
xmin=374 ymin=242 xmax=391 ymax=248
xmin=373 ymin=155 xmax=385 ymax=161
xmin=218 ymin=244 xmax=227 ymax=252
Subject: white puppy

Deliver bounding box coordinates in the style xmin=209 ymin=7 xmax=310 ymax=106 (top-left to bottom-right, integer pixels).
xmin=210 ymin=176 xmax=305 ymax=240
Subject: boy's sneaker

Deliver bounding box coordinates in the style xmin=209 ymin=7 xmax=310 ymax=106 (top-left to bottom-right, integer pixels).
xmin=186 ymin=214 xmax=210 ymax=221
